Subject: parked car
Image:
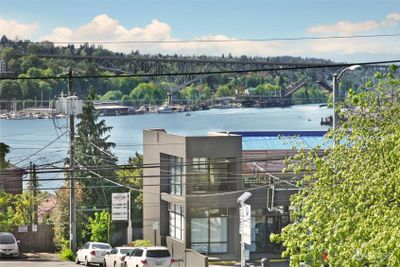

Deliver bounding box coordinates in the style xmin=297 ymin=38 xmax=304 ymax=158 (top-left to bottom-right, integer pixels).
xmin=0 ymin=232 xmax=19 ymax=258
xmin=104 ymin=246 xmax=136 ymax=267
xmin=75 ymin=241 xmax=112 ymax=266
xmin=124 ymin=246 xmax=174 ymax=267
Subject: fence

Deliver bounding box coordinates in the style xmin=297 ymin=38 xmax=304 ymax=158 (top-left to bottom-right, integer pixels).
xmin=11 ymin=224 xmax=55 ymax=252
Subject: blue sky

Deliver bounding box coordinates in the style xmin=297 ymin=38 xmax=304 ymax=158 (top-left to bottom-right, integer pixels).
xmin=1 ymin=0 xmax=400 ymax=61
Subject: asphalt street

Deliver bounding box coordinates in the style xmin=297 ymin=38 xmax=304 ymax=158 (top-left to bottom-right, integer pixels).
xmin=0 ymin=253 xmax=289 ymax=267
xmin=0 ymin=253 xmax=78 ymax=267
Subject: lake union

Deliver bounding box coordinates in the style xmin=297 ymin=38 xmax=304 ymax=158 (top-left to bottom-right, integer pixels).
xmin=1 ymin=104 xmax=332 ymax=188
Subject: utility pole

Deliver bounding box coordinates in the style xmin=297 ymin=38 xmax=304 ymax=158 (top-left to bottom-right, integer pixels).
xmin=68 ymin=67 xmax=77 ymax=252
xmin=29 ymin=162 xmax=38 ymax=224
xmin=127 ymin=191 xmax=133 ymax=244
xmin=32 ymin=163 xmax=38 ymax=224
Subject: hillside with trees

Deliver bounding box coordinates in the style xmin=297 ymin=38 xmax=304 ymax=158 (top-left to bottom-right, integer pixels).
xmin=0 ymin=35 xmax=365 ymax=107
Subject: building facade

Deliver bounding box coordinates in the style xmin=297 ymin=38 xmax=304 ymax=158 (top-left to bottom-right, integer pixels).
xmin=142 ymin=129 xmax=329 ymax=264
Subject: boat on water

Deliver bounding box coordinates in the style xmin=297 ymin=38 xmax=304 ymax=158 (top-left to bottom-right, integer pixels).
xmin=158 ymin=105 xmax=174 ymax=113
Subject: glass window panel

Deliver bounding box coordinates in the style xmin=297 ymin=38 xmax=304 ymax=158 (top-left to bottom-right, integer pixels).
xmin=191 ymin=218 xmax=208 ymax=242
xmin=210 ymin=243 xmax=228 ymax=253
xmin=191 ymin=243 xmax=209 ymax=254
xmin=176 ymin=214 xmax=182 ymax=229
xmin=175 ymin=228 xmax=181 ymax=240
xmin=210 ymin=217 xmax=227 ymax=242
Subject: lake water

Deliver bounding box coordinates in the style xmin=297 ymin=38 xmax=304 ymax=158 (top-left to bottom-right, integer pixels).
xmin=0 ymin=104 xmax=332 ymax=188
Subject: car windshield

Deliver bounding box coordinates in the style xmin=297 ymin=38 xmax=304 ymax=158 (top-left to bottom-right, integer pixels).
xmin=120 ymin=249 xmax=134 ymax=255
xmin=0 ymin=234 xmax=16 ymax=244
xmin=92 ymin=244 xmax=111 ymax=250
xmin=146 ymin=250 xmax=170 ymax=258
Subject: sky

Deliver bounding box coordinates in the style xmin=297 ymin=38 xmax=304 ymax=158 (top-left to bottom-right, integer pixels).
xmin=0 ymin=0 xmax=400 ymax=62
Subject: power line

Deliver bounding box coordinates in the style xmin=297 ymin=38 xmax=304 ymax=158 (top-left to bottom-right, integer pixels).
xmin=1 ymin=60 xmax=399 ymax=81
xmin=43 ymin=33 xmax=400 ymax=44
xmin=13 ymin=131 xmax=68 ymax=165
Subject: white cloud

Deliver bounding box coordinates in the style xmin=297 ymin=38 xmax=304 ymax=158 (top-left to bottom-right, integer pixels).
xmin=308 ymin=12 xmax=400 ymax=35
xmin=0 ymin=17 xmax=39 ymax=39
xmin=42 ymin=14 xmax=172 ymax=42
xmin=39 ymin=14 xmax=299 ymax=57
xmin=308 ymin=21 xmax=380 ymax=35
xmin=37 ymin=13 xmax=400 ymax=61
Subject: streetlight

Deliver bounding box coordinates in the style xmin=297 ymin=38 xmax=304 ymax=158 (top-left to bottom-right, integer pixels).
xmin=332 ymin=65 xmax=361 ymax=131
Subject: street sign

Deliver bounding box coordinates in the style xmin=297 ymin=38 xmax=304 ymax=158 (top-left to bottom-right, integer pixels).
xmin=152 ymin=221 xmax=159 ymax=230
xmin=240 ymin=204 xmax=251 ymax=245
xmin=112 ymin=193 xmax=129 ymax=221
xmin=18 ymin=225 xmax=28 ymax=233
xmin=243 ymin=250 xmax=250 ymax=260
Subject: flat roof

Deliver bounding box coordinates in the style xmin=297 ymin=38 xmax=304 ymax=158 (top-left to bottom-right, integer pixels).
xmin=229 ymin=131 xmax=331 ymax=150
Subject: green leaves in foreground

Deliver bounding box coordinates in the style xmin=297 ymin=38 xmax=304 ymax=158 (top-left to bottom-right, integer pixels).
xmin=271 ymin=66 xmax=400 ymax=267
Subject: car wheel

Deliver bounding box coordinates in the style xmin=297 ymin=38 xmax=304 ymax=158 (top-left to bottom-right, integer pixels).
xmin=84 ymin=257 xmax=90 ymax=266
xmin=75 ymin=256 xmax=80 ymax=264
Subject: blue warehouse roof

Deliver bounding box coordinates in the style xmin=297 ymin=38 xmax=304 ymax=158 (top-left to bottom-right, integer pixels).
xmin=230 ymin=131 xmax=332 ymax=151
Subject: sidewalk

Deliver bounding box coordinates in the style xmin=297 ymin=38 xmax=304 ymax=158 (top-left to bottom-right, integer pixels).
xmin=19 ymin=252 xmax=62 ymax=261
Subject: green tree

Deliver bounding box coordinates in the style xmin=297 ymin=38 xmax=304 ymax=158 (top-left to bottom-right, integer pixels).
xmin=88 ymin=211 xmax=110 ymax=243
xmin=215 ymin=85 xmax=232 ymax=97
xmin=51 ymin=184 xmax=85 ymax=250
xmin=75 ymin=88 xmax=117 ymax=208
xmin=129 ymin=82 xmax=167 ymax=104
xmin=0 ymin=191 xmax=44 ymax=231
xmin=271 ymin=65 xmax=400 ymax=267
xmin=0 ymin=142 xmax=10 ymax=169
xmin=255 ymin=83 xmax=280 ymax=95
xmin=116 ymin=152 xmax=143 ymax=229
xmin=0 ymin=192 xmax=14 ymax=231
xmin=100 ymin=90 xmax=123 ymax=101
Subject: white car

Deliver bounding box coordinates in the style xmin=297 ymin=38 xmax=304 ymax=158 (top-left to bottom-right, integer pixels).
xmin=75 ymin=242 xmax=112 ymax=266
xmin=0 ymin=232 xmax=19 ymax=258
xmin=103 ymin=247 xmax=136 ymax=267
xmin=124 ymin=247 xmax=174 ymax=267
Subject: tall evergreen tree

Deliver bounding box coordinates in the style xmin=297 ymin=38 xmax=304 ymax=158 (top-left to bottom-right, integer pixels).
xmin=75 ymin=88 xmax=117 ymax=208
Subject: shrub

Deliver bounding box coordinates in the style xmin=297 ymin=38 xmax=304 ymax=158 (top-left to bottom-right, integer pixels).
xmin=59 ymin=248 xmax=75 ymax=261
xmin=127 ymin=239 xmax=154 ymax=247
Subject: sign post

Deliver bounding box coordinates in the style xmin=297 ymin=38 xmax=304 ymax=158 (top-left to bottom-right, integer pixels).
xmin=237 ymin=192 xmax=252 ymax=267
xmin=111 ymin=193 xmax=131 ymax=242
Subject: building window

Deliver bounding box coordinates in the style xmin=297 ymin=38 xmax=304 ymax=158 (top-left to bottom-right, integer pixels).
xmin=191 ymin=208 xmax=228 ymax=253
xmin=190 ymin=158 xmax=230 ymax=193
xmin=169 ymin=204 xmax=184 ymax=241
xmin=168 ymin=156 xmax=183 ymax=195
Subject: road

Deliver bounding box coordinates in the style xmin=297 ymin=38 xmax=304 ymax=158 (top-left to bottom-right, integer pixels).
xmin=0 ymin=253 xmax=78 ymax=267
xmin=0 ymin=254 xmax=289 ymax=267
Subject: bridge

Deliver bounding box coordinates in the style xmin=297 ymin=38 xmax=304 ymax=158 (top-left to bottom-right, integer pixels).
xmin=11 ymin=52 xmax=398 ymax=107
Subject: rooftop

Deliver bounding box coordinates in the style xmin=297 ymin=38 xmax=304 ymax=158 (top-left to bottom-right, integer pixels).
xmin=229 ymin=131 xmax=331 ymax=150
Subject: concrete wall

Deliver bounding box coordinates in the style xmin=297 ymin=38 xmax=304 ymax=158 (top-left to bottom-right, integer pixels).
xmin=143 ymin=129 xmax=187 ymax=246
xmin=166 ymin=237 xmax=208 ymax=267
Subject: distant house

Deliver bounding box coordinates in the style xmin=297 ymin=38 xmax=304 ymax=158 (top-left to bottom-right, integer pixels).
xmin=38 ymin=195 xmax=56 ymax=224
xmin=94 ymin=103 xmax=130 ymax=116
xmin=0 ymin=164 xmax=24 ymax=195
